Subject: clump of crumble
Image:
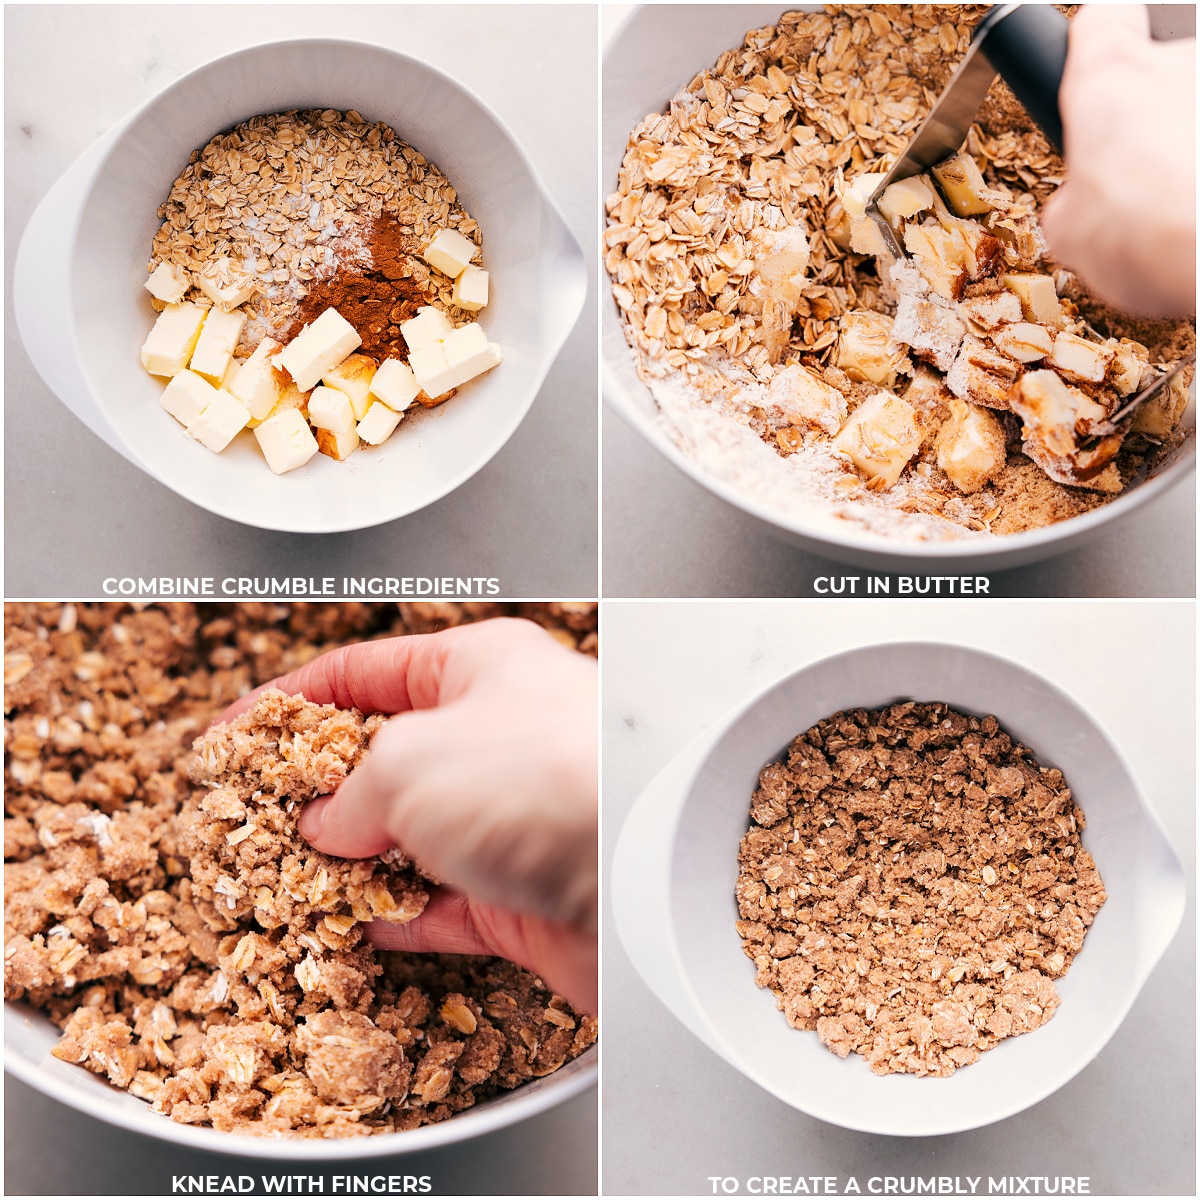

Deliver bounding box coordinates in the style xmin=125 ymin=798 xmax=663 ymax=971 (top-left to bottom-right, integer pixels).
xmin=736 ymin=701 xmax=1105 ymax=1075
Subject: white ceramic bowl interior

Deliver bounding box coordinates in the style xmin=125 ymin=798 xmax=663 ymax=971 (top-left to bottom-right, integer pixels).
xmin=17 ymin=38 xmax=585 ymax=533
xmin=613 ymin=642 xmax=1184 ymax=1135
xmin=602 ymin=5 xmax=1196 ymax=572
xmin=4 ymin=1002 xmax=596 ymax=1160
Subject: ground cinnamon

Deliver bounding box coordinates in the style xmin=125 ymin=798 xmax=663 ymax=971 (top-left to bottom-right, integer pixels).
xmin=285 ymin=214 xmax=434 ymax=363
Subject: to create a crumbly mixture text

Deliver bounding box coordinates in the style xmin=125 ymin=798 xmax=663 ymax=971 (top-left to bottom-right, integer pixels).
xmin=736 ymin=702 xmax=1105 ymax=1075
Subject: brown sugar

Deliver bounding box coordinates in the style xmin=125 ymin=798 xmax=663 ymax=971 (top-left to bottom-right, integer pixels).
xmin=4 ymin=602 xmax=597 ymax=1136
xmin=736 ymin=702 xmax=1105 ymax=1076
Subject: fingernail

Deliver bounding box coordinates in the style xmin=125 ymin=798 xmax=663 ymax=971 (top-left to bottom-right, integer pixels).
xmin=298 ymin=796 xmax=328 ymax=843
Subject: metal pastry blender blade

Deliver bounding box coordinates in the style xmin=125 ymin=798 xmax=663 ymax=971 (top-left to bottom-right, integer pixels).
xmin=867 ymin=4 xmax=1068 ymax=257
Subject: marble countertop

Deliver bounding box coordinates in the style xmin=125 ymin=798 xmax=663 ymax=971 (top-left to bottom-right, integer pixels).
xmin=4 ymin=4 xmax=598 ymax=599
xmin=601 ymin=601 xmax=1195 ymax=1195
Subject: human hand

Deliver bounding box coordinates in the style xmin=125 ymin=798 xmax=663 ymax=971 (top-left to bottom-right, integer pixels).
xmin=1041 ymin=5 xmax=1196 ymax=318
xmin=220 ymin=617 xmax=597 ymax=1011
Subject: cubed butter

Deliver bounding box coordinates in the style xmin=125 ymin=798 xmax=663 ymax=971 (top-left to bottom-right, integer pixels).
xmin=357 ymin=401 xmax=404 ymax=445
xmin=195 ymin=258 xmax=256 ymax=311
xmin=316 ymin=424 xmax=361 ymax=461
xmin=278 ymin=307 xmax=362 ymax=391
xmin=186 ymin=389 xmax=250 ymax=453
xmin=160 ymin=368 xmax=219 ymax=427
xmin=409 ymin=322 xmax=503 ymax=399
xmin=1002 ymin=273 xmax=1064 ymax=326
xmin=144 ymin=263 xmax=189 ymax=304
xmin=833 ymin=391 xmax=921 ymax=489
xmin=932 ymin=153 xmax=993 ymax=217
xmin=253 ymin=407 xmax=319 ymax=475
xmin=421 ymin=228 xmax=478 ymax=279
xmin=452 ymin=265 xmax=489 ymax=311
xmin=321 ymin=352 xmax=377 ymax=419
xmin=141 ymin=303 xmax=207 ymax=378
xmin=228 ymin=337 xmax=284 ymax=421
xmin=307 ymin=386 xmax=356 ymax=434
xmin=189 ymin=307 xmax=247 ymax=385
xmin=400 ymin=306 xmax=454 ymax=353
xmin=877 ymin=176 xmax=934 ymax=224
xmin=369 ymin=359 xmax=423 ymax=412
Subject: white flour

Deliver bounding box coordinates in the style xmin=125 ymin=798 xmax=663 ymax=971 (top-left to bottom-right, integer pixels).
xmin=642 ymin=357 xmax=991 ymax=544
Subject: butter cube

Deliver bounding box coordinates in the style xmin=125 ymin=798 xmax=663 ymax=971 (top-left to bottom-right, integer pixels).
xmin=833 ymin=391 xmax=922 ymax=489
xmin=452 ymin=265 xmax=489 ymax=311
xmin=1049 ymin=332 xmax=1112 ymax=384
xmin=141 ymin=303 xmax=207 ymax=378
xmin=407 ymin=341 xmax=456 ymax=399
xmin=369 ymin=359 xmax=423 ymax=412
xmin=877 ymin=176 xmax=934 ymax=224
xmin=308 ymin=386 xmax=356 ymax=434
xmin=932 ymin=153 xmax=993 ymax=217
xmin=195 ymin=258 xmax=256 ymax=311
xmin=765 ymin=364 xmax=847 ymax=436
xmin=321 ymin=352 xmax=377 ymax=419
xmin=254 ymin=408 xmax=319 ymax=474
xmin=422 ymin=228 xmax=478 ymax=279
xmin=189 ymin=307 xmax=246 ymax=385
xmin=278 ymin=307 xmax=362 ymax=391
xmin=991 ymin=322 xmax=1053 ymax=363
xmin=409 ymin=323 xmax=503 ymax=400
xmin=400 ymin=306 xmax=454 ymax=353
xmin=357 ymin=401 xmax=404 ymax=445
xmin=229 ymin=337 xmax=284 ymax=421
xmin=145 ymin=263 xmax=189 ymax=304
xmin=1002 ymin=273 xmax=1064 ymax=326
xmin=186 ymin=389 xmax=250 ymax=453
xmin=945 ymin=336 xmax=1020 ymax=410
xmin=316 ymin=424 xmax=361 ymax=461
xmin=160 ymin=369 xmax=219 ymax=427
xmin=936 ymin=398 xmax=1006 ymax=493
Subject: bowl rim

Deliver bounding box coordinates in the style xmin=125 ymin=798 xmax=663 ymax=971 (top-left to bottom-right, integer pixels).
xmin=64 ymin=35 xmax=583 ymax=534
xmin=600 ymin=3 xmax=1197 ymax=564
xmin=4 ymin=1014 xmax=597 ymax=1160
xmin=663 ymin=639 xmax=1184 ymax=1135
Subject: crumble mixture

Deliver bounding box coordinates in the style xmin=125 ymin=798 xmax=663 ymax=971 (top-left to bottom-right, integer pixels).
xmin=605 ymin=6 xmax=1194 ymax=541
xmin=150 ymin=109 xmax=479 ymax=357
xmin=735 ymin=702 xmax=1106 ymax=1075
xmin=4 ymin=602 xmax=597 ymax=1136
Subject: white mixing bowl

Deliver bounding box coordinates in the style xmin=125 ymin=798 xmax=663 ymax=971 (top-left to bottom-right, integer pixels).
xmin=612 ymin=642 xmax=1184 ymax=1135
xmin=602 ymin=5 xmax=1196 ymax=573
xmin=15 ymin=38 xmax=585 ymax=533
xmin=4 ymin=999 xmax=595 ymax=1160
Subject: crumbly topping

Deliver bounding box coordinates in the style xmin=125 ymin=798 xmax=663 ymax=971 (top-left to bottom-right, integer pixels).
xmin=605 ymin=5 xmax=1194 ymax=541
xmin=736 ymin=702 xmax=1105 ymax=1076
xmin=4 ymin=602 xmax=597 ymax=1137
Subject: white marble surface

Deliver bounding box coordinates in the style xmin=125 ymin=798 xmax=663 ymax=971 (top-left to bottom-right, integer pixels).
xmin=4 ymin=4 xmax=599 ymax=598
xmin=601 ymin=601 xmax=1195 ymax=1195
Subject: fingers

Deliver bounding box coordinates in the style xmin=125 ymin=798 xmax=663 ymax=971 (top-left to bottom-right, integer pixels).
xmin=367 ymin=892 xmax=599 ymax=1012
xmin=214 ymin=618 xmax=552 ymax=724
